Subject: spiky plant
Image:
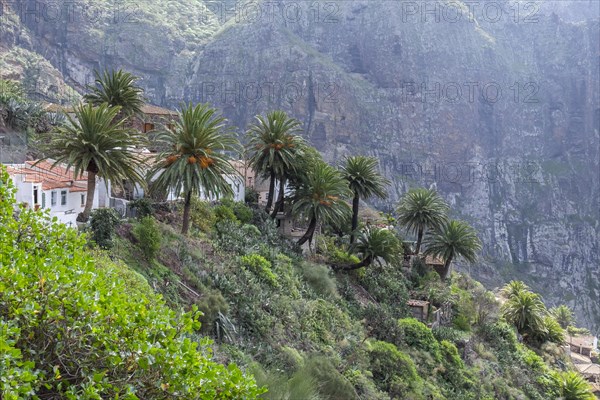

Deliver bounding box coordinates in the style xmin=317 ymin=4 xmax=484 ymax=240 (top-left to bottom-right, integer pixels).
xmin=148 ymin=103 xmax=240 ymax=234
xmin=84 ymin=69 xmax=145 ymax=116
xmin=396 ymin=188 xmax=449 ymax=254
xmin=292 ymin=161 xmax=351 ymax=246
xmin=40 ymin=103 xmax=147 ymax=221
xmin=340 ymin=156 xmax=390 ymax=243
xmin=423 ymin=219 xmax=481 ymax=280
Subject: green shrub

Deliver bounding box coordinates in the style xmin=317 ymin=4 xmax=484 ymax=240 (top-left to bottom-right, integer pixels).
xmin=195 ymin=288 xmax=230 ymax=334
xmin=89 ymin=208 xmax=120 ymax=249
xmin=129 ymin=197 xmax=153 ymax=219
xmin=0 ymin=167 xmax=264 ymax=398
xmin=214 ymin=204 xmax=238 ymax=224
xmin=369 ymin=340 xmax=422 ymax=397
xmin=245 ymin=187 xmax=259 ymax=205
xmin=133 ymin=216 xmax=162 ymax=260
xmin=397 ymin=318 xmax=442 ymax=360
xmin=232 ymin=201 xmax=254 ymax=224
xmin=303 ymin=356 xmax=358 ymax=400
xmin=240 ymin=254 xmax=278 ymax=286
xmin=190 ymin=197 xmax=216 ymax=232
xmin=299 ymin=262 xmax=338 ymax=298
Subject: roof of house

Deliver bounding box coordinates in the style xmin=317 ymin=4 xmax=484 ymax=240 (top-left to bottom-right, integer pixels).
xmin=569 ymin=335 xmax=597 ymax=349
xmin=425 ymin=255 xmax=445 ymax=266
xmin=407 ymin=299 xmax=430 ymax=308
xmin=140 ymin=104 xmax=177 ymax=116
xmin=43 ymin=103 xmax=177 ymax=116
xmin=6 ymin=161 xmax=88 ymax=192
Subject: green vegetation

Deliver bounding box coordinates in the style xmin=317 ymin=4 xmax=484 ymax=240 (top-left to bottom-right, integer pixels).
xmin=4 ymin=68 xmax=595 ymax=399
xmin=0 ymin=167 xmax=262 ymax=399
xmin=148 ymin=103 xmax=240 ymax=234
xmin=246 ymin=110 xmax=305 ymax=215
xmin=84 ymin=69 xmax=145 ymax=116
xmin=40 ymin=103 xmax=147 ymax=221
xmin=340 ymin=155 xmax=390 ymax=243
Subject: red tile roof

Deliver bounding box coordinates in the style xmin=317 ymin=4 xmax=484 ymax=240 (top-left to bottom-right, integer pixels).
xmin=407 ymin=299 xmax=430 ymax=307
xmin=7 ymin=160 xmax=88 ymax=192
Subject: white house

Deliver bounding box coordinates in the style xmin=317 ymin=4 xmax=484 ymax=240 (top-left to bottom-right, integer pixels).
xmin=4 ymin=160 xmax=110 ymax=226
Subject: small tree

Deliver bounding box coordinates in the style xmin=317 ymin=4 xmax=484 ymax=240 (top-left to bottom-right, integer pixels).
xmin=134 ymin=216 xmax=162 ymax=261
xmin=89 ymin=208 xmax=120 ymax=249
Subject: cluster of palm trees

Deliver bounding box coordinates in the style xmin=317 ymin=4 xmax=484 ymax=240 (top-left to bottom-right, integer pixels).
xmin=500 ymin=280 xmax=565 ymax=345
xmin=39 ymin=68 xmax=482 ymax=278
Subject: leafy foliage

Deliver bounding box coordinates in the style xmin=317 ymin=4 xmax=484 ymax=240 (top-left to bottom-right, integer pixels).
xmin=133 ymin=216 xmax=162 ymax=260
xmin=89 ymin=208 xmax=121 ymax=249
xmin=0 ymin=167 xmax=263 ymax=399
xmin=84 ymin=69 xmax=145 ymax=116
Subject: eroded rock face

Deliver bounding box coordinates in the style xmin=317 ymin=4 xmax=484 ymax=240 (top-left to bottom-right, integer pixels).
xmin=1 ymin=0 xmax=599 ymax=330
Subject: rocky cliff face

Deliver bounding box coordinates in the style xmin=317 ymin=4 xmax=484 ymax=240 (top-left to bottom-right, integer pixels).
xmin=1 ymin=0 xmax=599 ymax=331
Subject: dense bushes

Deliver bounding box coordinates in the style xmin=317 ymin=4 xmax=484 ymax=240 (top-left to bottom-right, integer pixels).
xmin=369 ymin=340 xmax=422 ymax=397
xmin=89 ymin=208 xmax=120 ymax=249
xmin=133 ymin=216 xmax=162 ymax=260
xmin=0 ymin=168 xmax=263 ymax=399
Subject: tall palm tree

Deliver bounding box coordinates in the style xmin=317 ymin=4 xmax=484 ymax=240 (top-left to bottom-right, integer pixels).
xmin=149 ymin=103 xmax=240 ymax=234
xmin=396 ymin=188 xmax=449 ymax=255
xmin=550 ymin=305 xmax=575 ymax=329
xmin=292 ymin=162 xmax=351 ymax=246
xmin=333 ymin=227 xmax=401 ymax=271
xmin=246 ymin=110 xmax=303 ymax=213
xmin=501 ymin=290 xmax=548 ymax=339
xmin=84 ymin=69 xmax=145 ymax=117
xmin=40 ymin=103 xmax=147 ymax=221
xmin=500 ymin=280 xmax=530 ymax=299
xmin=340 ymin=156 xmax=390 ymax=244
xmin=423 ymin=219 xmax=481 ymax=280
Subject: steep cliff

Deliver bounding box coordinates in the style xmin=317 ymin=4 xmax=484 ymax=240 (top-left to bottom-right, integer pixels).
xmin=1 ymin=0 xmax=598 ymax=331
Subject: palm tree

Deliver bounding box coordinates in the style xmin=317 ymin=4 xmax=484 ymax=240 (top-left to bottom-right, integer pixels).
xmin=423 ymin=219 xmax=481 ymax=280
xmin=396 ymin=188 xmax=449 ymax=255
xmin=333 ymin=227 xmax=401 ymax=271
xmin=550 ymin=305 xmax=574 ymax=329
xmin=500 ymin=280 xmax=530 ymax=299
xmin=84 ymin=69 xmax=145 ymax=117
xmin=148 ymin=103 xmax=240 ymax=234
xmin=246 ymin=110 xmax=303 ymax=213
xmin=340 ymin=156 xmax=390 ymax=243
xmin=501 ymin=290 xmax=548 ymax=339
xmin=552 ymin=371 xmax=595 ymax=400
xmin=292 ymin=162 xmax=351 ymax=246
xmin=40 ymin=103 xmax=147 ymax=221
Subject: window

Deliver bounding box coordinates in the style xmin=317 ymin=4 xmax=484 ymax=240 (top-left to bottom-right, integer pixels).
xmin=81 ymin=194 xmax=85 ymax=206
xmin=33 ymin=187 xmax=39 ymax=205
xmin=51 ymin=191 xmax=57 ymax=206
xmin=42 ymin=193 xmax=46 ymax=208
xmin=143 ymin=123 xmax=155 ymax=133
xmin=61 ymin=190 xmax=67 ymax=206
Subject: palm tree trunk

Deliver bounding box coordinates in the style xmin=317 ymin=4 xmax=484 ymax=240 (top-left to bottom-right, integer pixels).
xmin=181 ymin=190 xmax=192 ymax=235
xmin=415 ymin=227 xmax=424 ymax=255
xmin=81 ymin=171 xmax=97 ymax=221
xmin=350 ymin=193 xmax=360 ymax=244
xmin=332 ymin=256 xmax=373 ymax=271
xmin=297 ymin=217 xmax=317 ymax=246
xmin=270 ymin=177 xmax=286 ymax=219
xmin=439 ymin=254 xmax=453 ymax=280
xmin=265 ymin=170 xmax=276 ymax=213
